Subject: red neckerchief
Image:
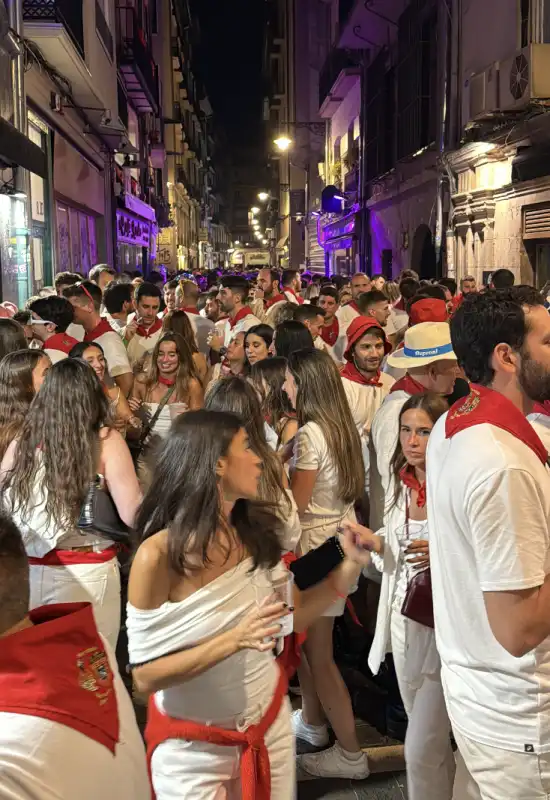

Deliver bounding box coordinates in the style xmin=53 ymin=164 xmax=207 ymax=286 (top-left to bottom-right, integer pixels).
xmin=390 ymin=374 xmax=426 ymax=395
xmin=45 ymin=332 xmax=78 ymax=354
xmin=0 ymin=603 xmax=119 ymax=753
xmin=158 ymin=374 xmax=176 ymax=386
xmin=399 ymin=464 xmax=426 ymax=508
xmin=320 ymin=317 xmax=339 ymax=346
xmin=446 ymin=384 xmax=548 ymax=464
xmin=533 ymin=401 xmax=550 ymax=417
xmin=182 ymin=307 xmax=200 ymax=315
xmin=136 ymin=318 xmax=163 ymax=339
xmin=349 ymin=300 xmax=360 ymax=313
xmin=284 ymin=288 xmax=304 ymax=305
xmin=341 ymin=361 xmax=382 ymax=387
xmin=84 ymin=318 xmax=114 ymax=342
xmin=394 ymin=298 xmax=405 ymax=311
xmin=229 ymin=306 xmax=253 ymax=329
xmin=265 ymin=293 xmax=285 ymax=310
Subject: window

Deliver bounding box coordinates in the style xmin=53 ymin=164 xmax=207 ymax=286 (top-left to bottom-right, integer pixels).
xmin=56 ymin=202 xmax=97 ymax=274
xmin=520 ymin=0 xmax=530 ymax=48
xmin=365 ymin=51 xmax=395 ymax=182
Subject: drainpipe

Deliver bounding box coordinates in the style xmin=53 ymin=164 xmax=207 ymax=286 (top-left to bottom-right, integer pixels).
xmin=434 ymin=0 xmax=453 ymax=276
xmin=7 ymin=0 xmax=25 ymax=133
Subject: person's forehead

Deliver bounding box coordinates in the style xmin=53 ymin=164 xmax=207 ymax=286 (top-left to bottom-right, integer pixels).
xmin=525 ymin=304 xmax=550 ymax=334
xmin=359 ymin=331 xmax=384 ymax=344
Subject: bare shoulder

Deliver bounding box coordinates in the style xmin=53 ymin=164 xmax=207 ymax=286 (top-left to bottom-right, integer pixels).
xmin=129 ymin=530 xmax=171 ymax=609
xmin=99 ymin=426 xmax=125 ymax=448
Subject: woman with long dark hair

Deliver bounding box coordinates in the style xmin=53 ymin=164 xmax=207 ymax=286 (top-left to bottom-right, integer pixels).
xmin=0 ymin=358 xmax=141 ymax=649
xmin=208 ymin=331 xmax=248 ymax=384
xmin=0 ymin=349 xmax=50 ymax=462
xmin=69 ymin=341 xmax=138 ymax=434
xmin=284 ymin=347 xmax=368 ymax=779
xmin=205 ymin=377 xmax=300 ymax=552
xmin=269 ymin=320 xmax=314 ymax=359
xmin=244 ymin=324 xmax=273 ymax=367
xmin=162 ymin=309 xmax=208 ymax=384
xmin=0 ymin=318 xmax=28 ymax=360
xmin=250 ymin=357 xmax=298 ymax=447
xmin=126 ymin=410 xmax=362 ymax=799
xmin=342 ymin=392 xmax=453 ymax=799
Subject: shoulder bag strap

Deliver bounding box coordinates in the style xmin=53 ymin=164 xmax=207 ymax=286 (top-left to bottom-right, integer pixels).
xmin=139 ymin=384 xmax=176 ymax=446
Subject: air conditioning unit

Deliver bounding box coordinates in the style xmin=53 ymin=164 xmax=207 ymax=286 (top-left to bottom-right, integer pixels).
xmin=463 ymin=63 xmax=499 ymax=127
xmin=499 ymin=44 xmax=550 ymax=111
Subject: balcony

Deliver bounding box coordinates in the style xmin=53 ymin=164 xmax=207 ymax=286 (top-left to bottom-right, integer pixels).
xmin=116 ymin=4 xmax=159 ymax=114
xmin=337 ymin=0 xmax=404 ymax=51
xmin=319 ymin=49 xmax=360 ymax=118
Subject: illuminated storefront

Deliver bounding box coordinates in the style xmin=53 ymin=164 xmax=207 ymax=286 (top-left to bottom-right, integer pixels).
xmin=318 ymin=205 xmax=359 ymax=276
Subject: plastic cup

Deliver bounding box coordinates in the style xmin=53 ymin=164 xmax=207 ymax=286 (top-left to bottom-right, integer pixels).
xmin=253 ymin=567 xmax=294 ymax=639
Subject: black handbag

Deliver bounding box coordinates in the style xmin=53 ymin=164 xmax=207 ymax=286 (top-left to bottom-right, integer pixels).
xmin=289 ymin=536 xmax=345 ymax=590
xmin=77 ymin=475 xmax=131 ymax=545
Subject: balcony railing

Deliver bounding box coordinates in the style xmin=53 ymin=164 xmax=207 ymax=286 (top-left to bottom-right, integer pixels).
xmin=116 ymin=3 xmax=159 ymax=113
xmin=23 ymin=0 xmax=84 ymax=59
xmin=319 ymin=48 xmax=360 ymax=109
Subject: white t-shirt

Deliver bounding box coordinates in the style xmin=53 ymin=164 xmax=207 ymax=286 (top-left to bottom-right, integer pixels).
xmin=427 ymin=415 xmax=550 ymax=753
xmin=529 ymin=412 xmax=550 ymax=455
xmin=85 ymin=320 xmax=131 ymax=379
xmin=186 ymin=311 xmax=214 ymax=356
xmin=219 ymin=312 xmax=261 ymax=348
xmin=336 ymin=303 xmax=359 ymax=336
xmin=0 ymin=637 xmax=149 ymax=800
xmin=126 ymin=326 xmax=163 ymax=368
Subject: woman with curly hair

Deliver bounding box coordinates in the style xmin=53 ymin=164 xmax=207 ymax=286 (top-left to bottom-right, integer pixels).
xmin=0 ymin=349 xmax=51 ymax=462
xmin=0 ymin=358 xmax=141 ymax=649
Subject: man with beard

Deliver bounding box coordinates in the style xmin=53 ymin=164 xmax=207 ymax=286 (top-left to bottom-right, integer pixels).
xmin=209 ymin=275 xmax=260 ymax=351
xmin=427 ymin=287 xmax=550 ymax=799
xmin=340 ymin=317 xmax=394 ymax=487
xmin=252 ymin=268 xmax=285 ymax=324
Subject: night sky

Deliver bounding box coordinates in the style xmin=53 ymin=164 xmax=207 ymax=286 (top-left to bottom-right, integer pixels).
xmin=190 ymin=0 xmax=266 ymax=153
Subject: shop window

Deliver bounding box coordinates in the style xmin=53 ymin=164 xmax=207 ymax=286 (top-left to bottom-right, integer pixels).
xmin=55 ymin=201 xmax=97 ymax=275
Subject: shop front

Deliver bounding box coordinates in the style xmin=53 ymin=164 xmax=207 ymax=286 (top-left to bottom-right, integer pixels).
xmin=115 ymin=193 xmax=157 ymax=273
xmin=318 ymin=207 xmax=359 ymax=276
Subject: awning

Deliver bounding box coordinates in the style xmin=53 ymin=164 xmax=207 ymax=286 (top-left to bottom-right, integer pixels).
xmin=276 ymin=235 xmax=288 ymax=250
xmin=0 ymin=117 xmax=47 ymax=178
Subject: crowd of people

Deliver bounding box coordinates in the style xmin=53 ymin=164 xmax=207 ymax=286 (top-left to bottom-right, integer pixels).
xmin=0 ymin=262 xmax=549 ymax=800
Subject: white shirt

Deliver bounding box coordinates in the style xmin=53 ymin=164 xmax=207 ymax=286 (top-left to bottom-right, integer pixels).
xmin=0 ymin=638 xmax=149 ymax=800
xmin=336 ymin=303 xmax=359 ymax=336
xmin=219 ymin=311 xmax=261 ymax=348
xmin=66 ymin=322 xmax=85 ymax=341
xmin=186 ymin=311 xmax=214 ymax=356
xmin=86 ymin=321 xmax=131 ymax=379
xmin=342 ymin=373 xmax=395 ymax=489
xmin=529 ymin=412 xmax=550 ymax=455
xmin=126 ymin=326 xmax=164 ymax=368
xmin=427 ymin=414 xmax=550 ymax=754
xmin=369 ymin=389 xmax=411 ymax=532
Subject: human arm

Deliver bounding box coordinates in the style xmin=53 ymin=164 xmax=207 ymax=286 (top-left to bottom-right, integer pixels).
xmin=101 ymin=430 xmax=142 ymax=526
xmin=292 ymin=557 xmax=361 ymax=632
xmin=113 ymin=371 xmax=134 ymax=397
xmin=469 ymin=468 xmax=550 ymax=657
xmin=128 ymin=537 xmax=287 ymax=693
xmin=187 ymin=377 xmax=204 ymax=410
xmin=290 ymin=425 xmax=319 ymax=515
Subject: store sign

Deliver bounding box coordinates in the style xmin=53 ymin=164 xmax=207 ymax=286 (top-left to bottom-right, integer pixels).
xmin=156 ymin=226 xmax=175 ymax=267
xmin=124 ymin=193 xmax=157 ymax=223
xmin=320 ymin=212 xmax=357 ymax=245
xmin=116 ymin=210 xmax=150 ymax=247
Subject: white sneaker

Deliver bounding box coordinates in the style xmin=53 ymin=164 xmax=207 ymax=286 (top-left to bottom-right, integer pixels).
xmin=291 ymin=709 xmax=329 ymax=747
xmin=300 ymin=742 xmax=370 ymax=779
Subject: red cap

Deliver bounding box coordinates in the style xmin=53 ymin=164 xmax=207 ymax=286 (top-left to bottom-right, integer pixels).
xmin=409 ymin=298 xmax=448 ymax=326
xmin=344 ymin=315 xmax=391 ymax=362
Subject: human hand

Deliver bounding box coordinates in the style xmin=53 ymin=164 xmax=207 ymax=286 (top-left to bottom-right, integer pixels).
xmin=339 ymin=522 xmax=382 ymax=565
xmin=128 ymin=397 xmax=142 ymax=412
xmin=208 ymin=331 xmax=225 ymax=352
xmin=405 ymin=539 xmax=429 ymax=569
xmin=125 ymin=318 xmax=139 ymax=341
xmin=254 ymin=286 xmax=265 ymax=300
xmin=232 ymin=597 xmax=289 ymax=652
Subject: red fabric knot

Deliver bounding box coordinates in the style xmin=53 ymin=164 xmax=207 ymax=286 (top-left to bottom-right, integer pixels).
xmin=400 ymin=464 xmax=426 ymax=508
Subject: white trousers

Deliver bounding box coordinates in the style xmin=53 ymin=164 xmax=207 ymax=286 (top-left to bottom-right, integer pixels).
xmin=151 ymin=697 xmax=295 ymax=800
xmin=29 ymin=556 xmax=121 ymax=651
xmin=453 ymin=729 xmax=550 ymax=800
xmin=390 ymin=610 xmax=455 ymax=800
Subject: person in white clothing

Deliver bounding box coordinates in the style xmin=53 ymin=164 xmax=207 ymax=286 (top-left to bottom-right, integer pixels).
xmin=55 ymin=271 xmax=87 ymax=341
xmin=252 ymin=267 xmax=286 ymax=323
xmin=369 ymin=322 xmax=458 ymax=531
xmin=318 ymin=286 xmax=347 ymax=363
xmin=285 ymin=349 xmax=370 ymax=780
xmin=281 ymin=268 xmax=303 ymax=305
xmin=176 ymin=278 xmax=214 ymax=355
xmin=0 ymin=358 xmax=142 ymax=651
xmin=0 ymin=513 xmax=150 ymax=800
xmin=127 ymin=409 xmax=362 ymax=800
xmin=336 ymin=272 xmax=371 ymax=336
xmin=341 ymin=316 xmax=394 ymax=487
xmin=208 ymin=275 xmax=261 ymax=351
xmin=427 ymin=286 xmax=550 ymax=800
xmin=102 ymin=281 xmax=135 ymax=333
xmin=64 ymin=281 xmax=133 ymax=396
xmin=529 ymin=400 xmax=550 ymax=452
xmin=0 ymin=349 xmax=50 ymax=464
xmin=28 ymin=296 xmax=79 ymax=363
xmin=343 ymin=393 xmax=454 ymax=800
xmin=124 ymin=282 xmax=164 ymax=368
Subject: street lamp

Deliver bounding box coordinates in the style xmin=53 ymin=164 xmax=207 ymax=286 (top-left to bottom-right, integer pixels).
xmin=274 ymin=135 xmax=293 ymax=152
xmin=258 ymin=191 xmax=269 ymax=202
xmin=250 ymin=206 xmax=260 ymax=215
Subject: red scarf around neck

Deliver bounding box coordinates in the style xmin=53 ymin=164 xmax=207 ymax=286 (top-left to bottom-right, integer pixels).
xmin=265 ymin=293 xmax=286 ymax=310
xmin=136 ymin=317 xmax=163 ymax=339
xmin=400 ymin=464 xmax=426 ymax=508
xmin=533 ymin=400 xmax=550 ymax=417
xmin=320 ymin=317 xmax=339 ymax=346
xmin=284 ymin=288 xmax=304 ymax=305
xmin=0 ymin=602 xmax=119 ymax=752
xmin=390 ymin=374 xmax=427 ymax=396
xmin=229 ymin=306 xmax=253 ymax=329
xmin=446 ymin=384 xmax=548 ymax=464
xmin=84 ymin=318 xmax=113 ymax=342
xmin=182 ymin=306 xmax=200 ymax=315
xmin=341 ymin=361 xmax=382 ymax=387
xmin=158 ymin=374 xmax=176 ymax=386
xmin=349 ymin=300 xmax=360 ymax=313
xmin=45 ymin=332 xmax=78 ymax=354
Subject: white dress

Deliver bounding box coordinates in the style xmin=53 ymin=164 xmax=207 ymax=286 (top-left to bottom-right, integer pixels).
xmin=127 ymin=558 xmax=294 ymax=800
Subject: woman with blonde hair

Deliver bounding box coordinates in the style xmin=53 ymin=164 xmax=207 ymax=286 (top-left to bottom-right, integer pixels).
xmin=283 ymin=347 xmax=369 ymax=779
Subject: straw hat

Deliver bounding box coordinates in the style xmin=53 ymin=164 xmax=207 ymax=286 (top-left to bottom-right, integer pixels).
xmin=387 ymin=321 xmax=457 ymax=369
